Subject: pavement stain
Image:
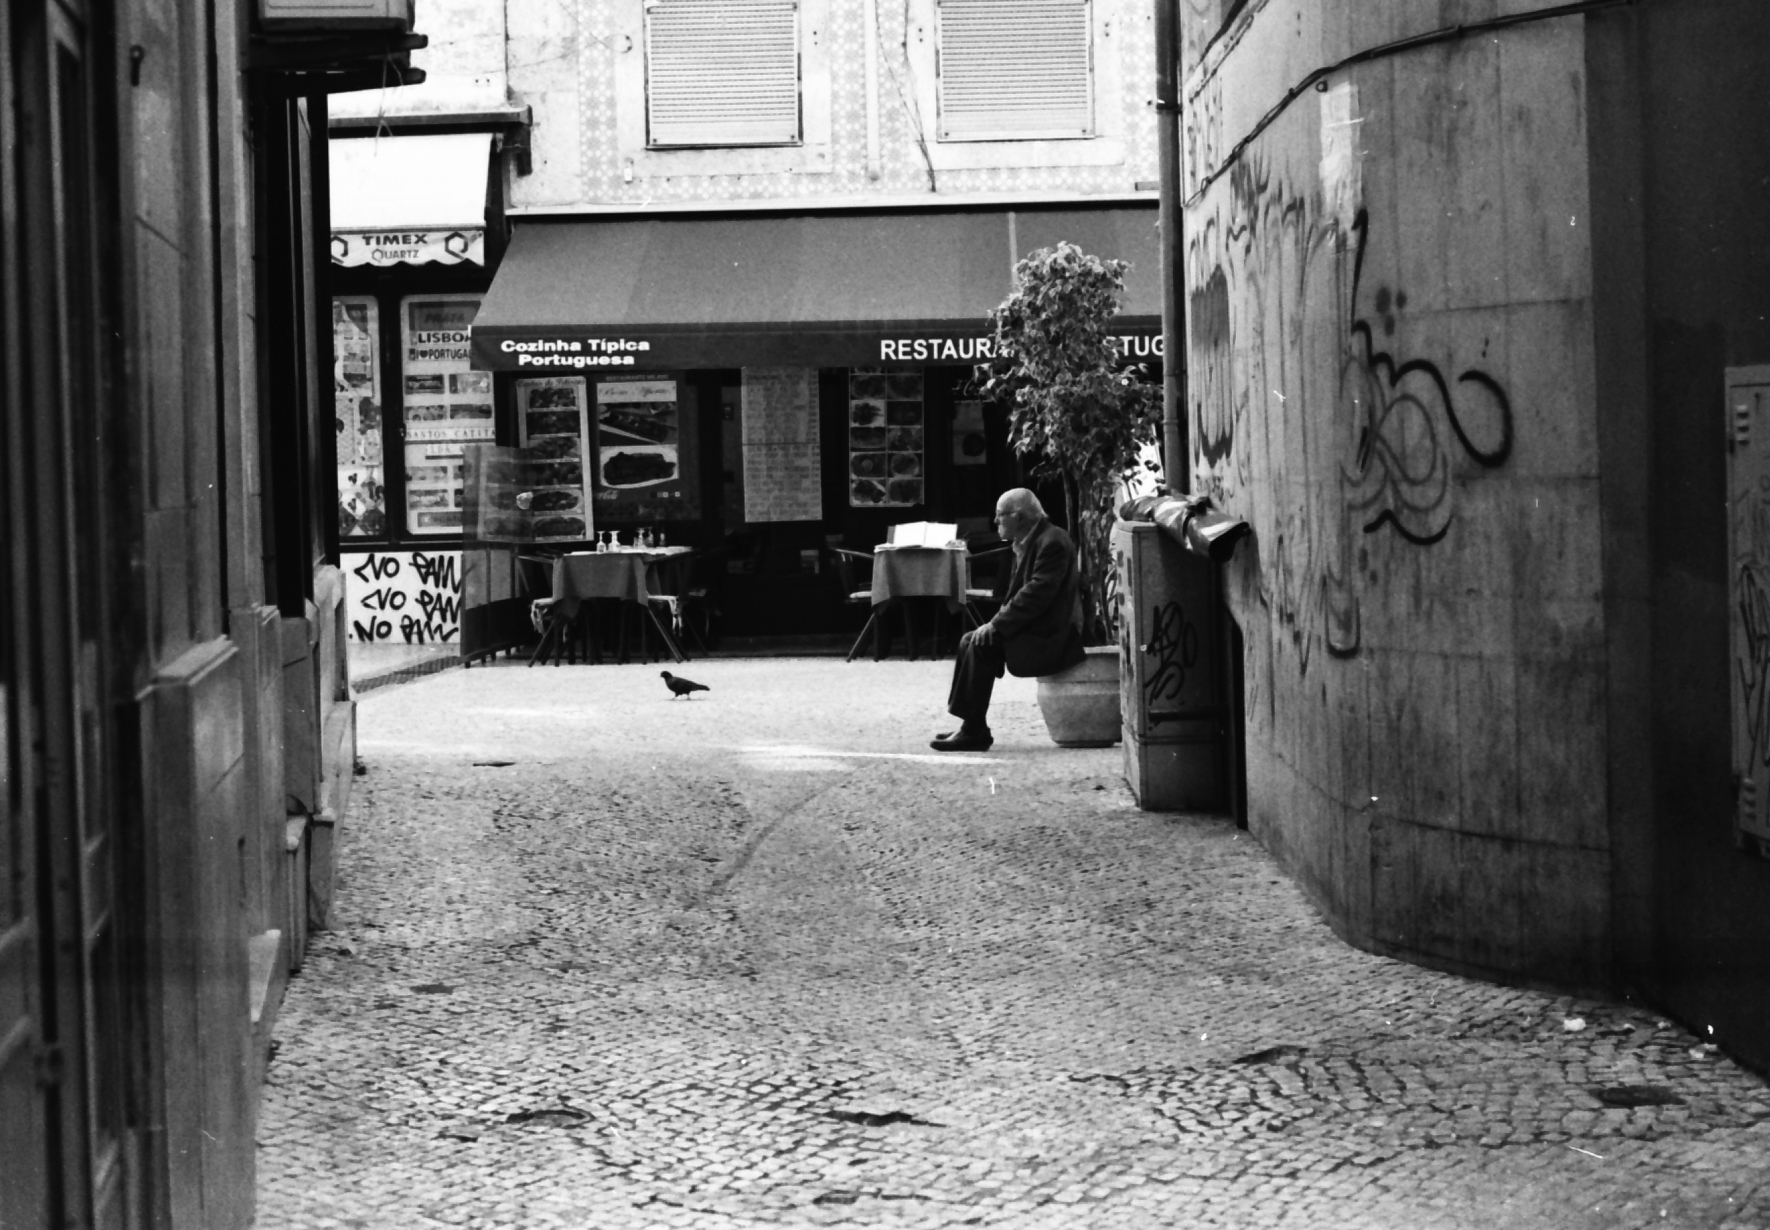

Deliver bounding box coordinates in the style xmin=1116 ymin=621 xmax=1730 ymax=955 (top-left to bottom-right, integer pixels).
xmin=255 ymin=659 xmax=1770 ymax=1229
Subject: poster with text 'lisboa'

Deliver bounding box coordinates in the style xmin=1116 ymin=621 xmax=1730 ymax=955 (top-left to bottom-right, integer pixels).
xmin=401 ymin=294 xmax=493 ymax=535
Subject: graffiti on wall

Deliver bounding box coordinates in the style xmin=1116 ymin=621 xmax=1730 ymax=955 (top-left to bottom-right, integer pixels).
xmin=347 ymin=550 xmax=462 ymax=644
xmin=1186 ymin=151 xmax=1513 ymax=671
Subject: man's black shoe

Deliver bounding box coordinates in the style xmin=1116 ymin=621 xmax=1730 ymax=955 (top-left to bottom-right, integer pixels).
xmin=930 ymin=728 xmax=992 ymax=752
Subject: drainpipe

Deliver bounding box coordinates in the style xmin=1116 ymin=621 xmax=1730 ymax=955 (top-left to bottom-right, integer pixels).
xmin=1154 ymin=0 xmax=1187 ymax=495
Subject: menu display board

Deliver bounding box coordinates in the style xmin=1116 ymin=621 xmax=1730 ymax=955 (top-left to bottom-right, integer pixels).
xmin=849 ymin=367 xmax=923 ymax=507
xmin=953 ymin=400 xmax=987 ymax=466
xmin=401 ymin=294 xmax=494 ymax=535
xmin=741 ymin=368 xmax=821 ymax=523
xmin=334 ymin=296 xmax=385 ymax=537
xmin=593 ymin=377 xmax=698 ymax=521
xmin=516 ymin=376 xmax=593 ymax=542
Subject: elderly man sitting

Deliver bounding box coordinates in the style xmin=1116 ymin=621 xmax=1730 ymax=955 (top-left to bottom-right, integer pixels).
xmin=932 ymin=487 xmax=1086 ymax=752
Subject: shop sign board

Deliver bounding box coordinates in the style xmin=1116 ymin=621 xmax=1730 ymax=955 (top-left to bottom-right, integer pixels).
xmin=331 ymin=228 xmax=484 ymax=268
xmin=471 ymin=326 xmax=1163 ymax=373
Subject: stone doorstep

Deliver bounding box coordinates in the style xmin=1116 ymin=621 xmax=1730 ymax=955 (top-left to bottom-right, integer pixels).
xmin=284 ymin=817 xmax=310 ymax=971
xmin=308 ymin=699 xmax=357 ymax=933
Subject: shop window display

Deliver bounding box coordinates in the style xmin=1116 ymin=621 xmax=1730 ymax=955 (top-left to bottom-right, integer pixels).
xmin=516 ymin=376 xmax=594 ymax=542
xmin=849 ymin=368 xmax=924 ymax=507
xmin=402 ymin=295 xmax=494 ymax=535
xmin=333 ymin=296 xmax=384 ymax=537
xmin=593 ymin=376 xmax=700 ymax=522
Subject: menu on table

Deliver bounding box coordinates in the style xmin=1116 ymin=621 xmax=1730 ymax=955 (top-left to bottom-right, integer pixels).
xmin=741 ymin=368 xmax=821 ymax=523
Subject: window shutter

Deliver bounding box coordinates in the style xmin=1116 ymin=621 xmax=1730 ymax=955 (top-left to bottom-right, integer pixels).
xmin=936 ymin=0 xmax=1093 ymax=141
xmin=645 ymin=0 xmax=801 ymax=147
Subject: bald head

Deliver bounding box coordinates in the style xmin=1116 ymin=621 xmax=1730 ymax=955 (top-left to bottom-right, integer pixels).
xmin=993 ymin=487 xmax=1046 ymax=545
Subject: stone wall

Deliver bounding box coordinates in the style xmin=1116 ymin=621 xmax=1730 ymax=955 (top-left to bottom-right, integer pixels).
xmin=1180 ymin=4 xmax=1616 ymax=990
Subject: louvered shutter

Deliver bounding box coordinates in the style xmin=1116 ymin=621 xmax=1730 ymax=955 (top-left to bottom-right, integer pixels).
xmin=936 ymin=0 xmax=1094 ymax=141
xmin=645 ymin=0 xmax=802 ymax=147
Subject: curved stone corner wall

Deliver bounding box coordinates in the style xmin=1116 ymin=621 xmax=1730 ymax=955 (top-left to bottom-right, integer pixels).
xmin=1181 ymin=7 xmax=1615 ymax=992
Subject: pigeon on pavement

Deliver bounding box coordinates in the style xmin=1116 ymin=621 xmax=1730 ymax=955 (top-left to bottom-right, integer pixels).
xmin=660 ymin=671 xmax=709 ymax=699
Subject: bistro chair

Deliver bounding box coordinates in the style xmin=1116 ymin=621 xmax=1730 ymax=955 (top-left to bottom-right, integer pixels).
xmin=830 ymin=545 xmax=889 ymax=661
xmin=520 ymin=552 xmax=590 ymax=666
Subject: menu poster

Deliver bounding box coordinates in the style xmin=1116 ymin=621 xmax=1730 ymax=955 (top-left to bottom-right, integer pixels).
xmin=594 ymin=377 xmax=698 ymax=521
xmin=741 ymin=368 xmax=821 ymax=523
xmin=953 ymin=400 xmax=987 ymax=467
xmin=516 ymin=377 xmax=593 ymax=542
xmin=849 ymin=368 xmax=924 ymax=507
xmin=333 ymin=296 xmax=385 ymax=537
xmin=401 ymin=294 xmax=494 ymax=535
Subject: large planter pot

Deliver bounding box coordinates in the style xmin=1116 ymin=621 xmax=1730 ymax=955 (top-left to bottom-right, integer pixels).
xmin=1036 ymin=644 xmax=1122 ymax=747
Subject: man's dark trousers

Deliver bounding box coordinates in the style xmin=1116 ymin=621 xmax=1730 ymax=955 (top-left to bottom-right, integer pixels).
xmin=947 ymin=634 xmax=1007 ymax=727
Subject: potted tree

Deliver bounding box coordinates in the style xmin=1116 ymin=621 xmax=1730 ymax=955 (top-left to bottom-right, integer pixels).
xmin=978 ymin=241 xmax=1162 ymax=746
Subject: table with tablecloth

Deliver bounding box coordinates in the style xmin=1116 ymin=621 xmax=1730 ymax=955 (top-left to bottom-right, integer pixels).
xmin=849 ymin=545 xmax=979 ymax=660
xmin=532 ymin=546 xmax=693 ymax=664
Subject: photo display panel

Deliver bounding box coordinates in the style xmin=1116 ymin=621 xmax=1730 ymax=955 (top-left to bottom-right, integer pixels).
xmin=516 ymin=376 xmax=594 ymax=542
xmin=401 ymin=295 xmax=494 ymax=535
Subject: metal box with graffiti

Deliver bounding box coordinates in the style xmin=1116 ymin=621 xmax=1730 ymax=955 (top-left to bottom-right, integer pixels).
xmin=1113 ymin=520 xmax=1226 ymax=812
xmin=1726 ymin=365 xmax=1770 ymax=855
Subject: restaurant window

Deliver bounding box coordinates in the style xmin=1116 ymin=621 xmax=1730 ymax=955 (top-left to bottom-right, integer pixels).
xmin=644 ymin=0 xmax=802 ymax=147
xmin=935 ymin=0 xmax=1094 ymax=141
xmin=401 ymin=294 xmax=492 ymax=537
xmin=334 ymin=296 xmax=384 ymax=538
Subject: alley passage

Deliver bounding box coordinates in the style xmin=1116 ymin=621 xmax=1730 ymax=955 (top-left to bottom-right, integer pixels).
xmin=256 ymin=660 xmax=1770 ymax=1230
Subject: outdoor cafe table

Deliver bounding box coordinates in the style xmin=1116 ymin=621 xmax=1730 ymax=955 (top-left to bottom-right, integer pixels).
xmin=540 ymin=546 xmax=693 ymax=664
xmin=850 ymin=544 xmax=973 ymax=661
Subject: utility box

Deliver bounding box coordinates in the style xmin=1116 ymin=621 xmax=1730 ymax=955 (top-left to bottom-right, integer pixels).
xmin=1114 ymin=519 xmax=1227 ymax=811
xmin=258 ymin=0 xmax=414 ymax=30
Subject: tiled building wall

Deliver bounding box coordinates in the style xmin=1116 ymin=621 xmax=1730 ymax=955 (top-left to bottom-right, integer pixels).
xmin=508 ymin=0 xmax=1160 ymax=208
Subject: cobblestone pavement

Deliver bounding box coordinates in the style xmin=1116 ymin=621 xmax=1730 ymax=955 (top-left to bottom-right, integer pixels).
xmin=256 ymin=658 xmax=1770 ymax=1229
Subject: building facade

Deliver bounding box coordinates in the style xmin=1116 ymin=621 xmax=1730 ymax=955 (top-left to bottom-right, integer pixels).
xmin=332 ymin=0 xmax=1169 ymax=647
xmin=1177 ymin=0 xmax=1770 ymax=1070
xmin=1 ymin=1 xmax=404 ymax=1224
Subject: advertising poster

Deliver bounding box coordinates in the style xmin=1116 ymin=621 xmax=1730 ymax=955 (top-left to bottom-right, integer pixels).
xmin=401 ymin=295 xmax=494 ymax=535
xmin=594 ymin=377 xmax=698 ymax=521
xmin=740 ymin=368 xmax=821 ymax=523
xmin=849 ymin=368 xmax=924 ymax=507
xmin=334 ymin=296 xmax=385 ymax=537
xmin=516 ymin=376 xmax=594 ymax=542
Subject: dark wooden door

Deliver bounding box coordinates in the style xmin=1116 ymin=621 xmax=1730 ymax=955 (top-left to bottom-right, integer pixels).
xmin=4 ymin=1 xmax=134 ymax=1226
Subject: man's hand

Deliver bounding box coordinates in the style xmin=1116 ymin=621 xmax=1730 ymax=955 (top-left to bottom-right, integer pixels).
xmin=964 ymin=620 xmax=998 ymax=649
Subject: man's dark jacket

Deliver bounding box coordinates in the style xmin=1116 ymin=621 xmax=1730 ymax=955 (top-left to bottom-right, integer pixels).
xmin=990 ymin=517 xmax=1088 ymax=678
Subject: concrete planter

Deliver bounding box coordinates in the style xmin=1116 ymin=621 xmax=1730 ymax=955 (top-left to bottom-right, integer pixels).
xmin=1036 ymin=645 xmax=1122 ymax=747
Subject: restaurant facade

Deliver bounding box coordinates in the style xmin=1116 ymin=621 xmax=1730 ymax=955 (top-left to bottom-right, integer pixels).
xmin=337 ymin=0 xmax=1170 ymax=646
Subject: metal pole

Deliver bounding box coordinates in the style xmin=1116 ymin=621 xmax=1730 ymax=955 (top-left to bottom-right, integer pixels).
xmin=1154 ymin=0 xmax=1187 ymax=495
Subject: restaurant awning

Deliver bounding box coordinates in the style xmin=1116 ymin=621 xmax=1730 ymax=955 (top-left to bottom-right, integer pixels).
xmin=329 ymin=132 xmax=493 ymax=267
xmin=468 ymin=206 xmax=1162 ymax=371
